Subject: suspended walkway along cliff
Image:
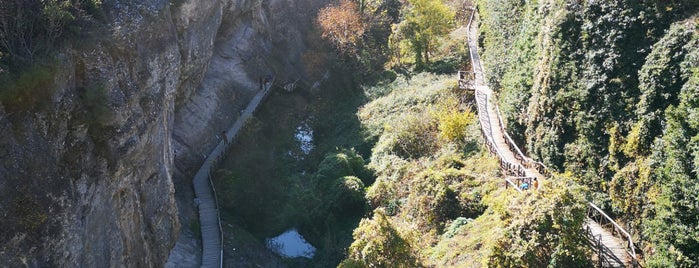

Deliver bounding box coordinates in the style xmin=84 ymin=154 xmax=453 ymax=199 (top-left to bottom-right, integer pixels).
xmin=460 ymin=7 xmax=639 ymax=267
xmin=191 ymin=78 xmax=274 ymax=268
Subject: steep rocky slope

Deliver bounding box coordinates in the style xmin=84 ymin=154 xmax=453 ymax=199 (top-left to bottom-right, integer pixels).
xmin=0 ymin=0 xmax=322 ymax=266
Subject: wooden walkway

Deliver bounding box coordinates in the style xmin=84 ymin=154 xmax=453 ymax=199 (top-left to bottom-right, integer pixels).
xmin=192 ymin=79 xmax=274 ymax=268
xmin=462 ymin=8 xmax=638 ymax=267
xmin=585 ymin=219 xmax=629 ymax=267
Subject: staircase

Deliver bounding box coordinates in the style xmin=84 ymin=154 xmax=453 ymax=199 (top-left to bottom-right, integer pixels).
xmin=460 ymin=7 xmax=639 ymax=267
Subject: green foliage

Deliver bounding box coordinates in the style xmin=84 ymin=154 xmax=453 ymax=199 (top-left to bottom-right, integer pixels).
xmin=434 ymin=96 xmax=476 ymax=143
xmin=405 ymin=170 xmax=461 ymax=232
xmin=377 ymin=112 xmax=439 ymax=159
xmin=316 ymin=149 xmax=371 ymax=184
xmin=214 ymin=65 xmax=376 ymax=267
xmin=478 ymin=0 xmax=699 ymax=265
xmin=365 ymin=173 xmax=396 ymax=207
xmin=441 ymin=217 xmax=472 ymax=239
xmin=609 ymin=157 xmax=651 ymax=226
xmin=357 ymin=0 xmax=402 ymax=74
xmin=487 ymin=175 xmax=592 ymax=267
xmin=313 ymin=150 xmax=371 ymax=214
xmin=0 ymin=0 xmax=103 ymax=69
xmin=339 ymin=209 xmax=422 ymax=268
xmin=331 ymin=176 xmax=367 ymax=215
xmin=348 ymin=67 xmax=509 ymax=266
xmin=0 ymin=62 xmax=57 ymax=111
xmin=316 ymin=0 xmax=401 ymax=78
xmin=622 ymin=120 xmax=650 ymax=156
xmin=390 ymin=0 xmax=455 ymax=67
xmin=641 ymin=39 xmax=699 ymax=265
xmin=316 ymin=153 xmax=355 ymax=181
xmin=359 ymin=72 xmax=454 ymax=141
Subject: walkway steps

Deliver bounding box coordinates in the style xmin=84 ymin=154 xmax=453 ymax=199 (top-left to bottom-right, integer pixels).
xmin=585 ymin=219 xmax=629 ymax=267
xmin=192 ymin=80 xmax=274 ymax=268
xmin=462 ymin=7 xmax=637 ymax=267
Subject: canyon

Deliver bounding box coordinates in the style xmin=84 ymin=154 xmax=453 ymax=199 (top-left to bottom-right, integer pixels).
xmin=0 ymin=0 xmax=325 ymax=266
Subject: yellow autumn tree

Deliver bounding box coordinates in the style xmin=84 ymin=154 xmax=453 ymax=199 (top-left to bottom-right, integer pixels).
xmin=390 ymin=0 xmax=454 ymax=66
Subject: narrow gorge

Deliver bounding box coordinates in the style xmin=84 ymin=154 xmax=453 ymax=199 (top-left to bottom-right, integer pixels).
xmin=2 ymin=0 xmax=698 ymax=267
xmin=0 ymin=0 xmax=327 ymax=266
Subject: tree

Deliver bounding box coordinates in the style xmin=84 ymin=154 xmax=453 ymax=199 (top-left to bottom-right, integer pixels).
xmin=339 ymin=209 xmax=422 ymax=267
xmin=317 ymin=0 xmax=367 ymax=56
xmin=391 ymin=0 xmax=454 ymax=67
xmin=0 ymin=0 xmax=102 ymax=70
xmin=357 ymin=0 xmax=402 ymax=73
xmin=488 ymin=176 xmax=592 ymax=267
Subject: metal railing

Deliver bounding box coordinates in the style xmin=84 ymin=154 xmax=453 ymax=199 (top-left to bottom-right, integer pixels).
xmin=587 ymin=203 xmax=640 ymax=267
xmin=207 ymin=173 xmax=224 ymax=268
xmin=199 ymin=77 xmax=275 ymax=268
xmin=504 ymin=176 xmax=536 ymax=193
xmin=457 ymin=71 xmax=476 ymax=89
xmin=474 ymin=90 xmax=527 ymax=177
xmin=463 ymin=6 xmax=639 ymax=267
xmin=494 ymin=105 xmax=528 ymax=163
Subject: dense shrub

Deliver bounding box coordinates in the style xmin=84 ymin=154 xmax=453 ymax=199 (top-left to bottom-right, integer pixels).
xmin=434 ymin=97 xmax=475 ymax=143
xmin=477 ymin=0 xmax=699 ymax=265
xmin=379 ymin=112 xmax=439 ymax=159
xmin=331 ymin=176 xmax=367 ymax=217
xmin=339 ymin=209 xmax=422 ymax=268
xmin=0 ymin=0 xmax=103 ymax=69
xmin=487 ymin=176 xmax=592 ymax=267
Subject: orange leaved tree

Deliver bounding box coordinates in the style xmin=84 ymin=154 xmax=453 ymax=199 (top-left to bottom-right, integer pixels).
xmin=317 ymin=0 xmax=367 ymax=56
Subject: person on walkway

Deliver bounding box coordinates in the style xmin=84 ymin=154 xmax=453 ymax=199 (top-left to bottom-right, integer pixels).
xmin=222 ymin=131 xmax=228 ymax=145
xmin=533 ymin=178 xmax=539 ymax=190
xmin=264 ymin=74 xmax=273 ymax=86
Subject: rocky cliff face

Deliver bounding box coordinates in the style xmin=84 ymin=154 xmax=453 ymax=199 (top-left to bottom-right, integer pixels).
xmin=0 ymin=0 xmax=321 ymax=266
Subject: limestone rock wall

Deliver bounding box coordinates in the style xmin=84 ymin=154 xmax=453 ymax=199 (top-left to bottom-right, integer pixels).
xmin=0 ymin=0 xmax=324 ymax=266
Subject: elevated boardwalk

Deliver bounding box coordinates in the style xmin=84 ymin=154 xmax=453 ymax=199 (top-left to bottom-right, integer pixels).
xmin=192 ymin=79 xmax=274 ymax=268
xmin=586 ymin=219 xmax=629 ymax=267
xmin=461 ymin=7 xmax=638 ymax=267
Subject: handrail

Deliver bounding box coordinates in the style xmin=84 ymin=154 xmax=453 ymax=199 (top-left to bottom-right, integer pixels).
xmin=466 ymin=7 xmax=485 ymax=87
xmin=504 ymin=178 xmax=523 ymax=193
xmin=494 ymin=105 xmax=527 ymax=162
xmin=468 ymin=7 xmax=527 ymax=179
xmin=195 ymin=77 xmax=275 ymax=268
xmin=457 ymin=71 xmax=476 ymax=89
xmin=463 ymin=6 xmax=638 ymax=266
xmin=588 ymin=202 xmax=638 ymax=264
xmin=505 ymin=176 xmax=535 ymax=193
xmin=208 ymin=173 xmax=224 ymax=268
xmin=477 ymin=85 xmax=527 ymax=178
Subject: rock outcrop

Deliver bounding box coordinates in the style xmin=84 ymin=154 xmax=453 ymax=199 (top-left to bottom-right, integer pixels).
xmin=0 ymin=0 xmax=325 ymax=266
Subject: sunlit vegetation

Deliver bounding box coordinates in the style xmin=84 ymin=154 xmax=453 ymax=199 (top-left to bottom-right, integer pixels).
xmin=478 ymin=0 xmax=699 ymax=266
xmin=343 ymin=70 xmax=592 ymax=267
xmin=317 ymin=0 xmax=401 ymax=78
xmin=389 ymin=0 xmax=454 ymax=67
xmin=217 ymin=0 xmax=698 ymax=266
xmin=317 ymin=0 xmax=366 ymax=56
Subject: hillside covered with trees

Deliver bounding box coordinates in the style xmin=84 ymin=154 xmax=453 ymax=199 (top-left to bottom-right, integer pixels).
xmin=477 ymin=0 xmax=699 ymax=266
xmin=304 ymin=0 xmax=699 ymax=266
xmin=215 ymin=0 xmax=699 ymax=266
xmin=3 ymin=0 xmax=698 ymax=267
